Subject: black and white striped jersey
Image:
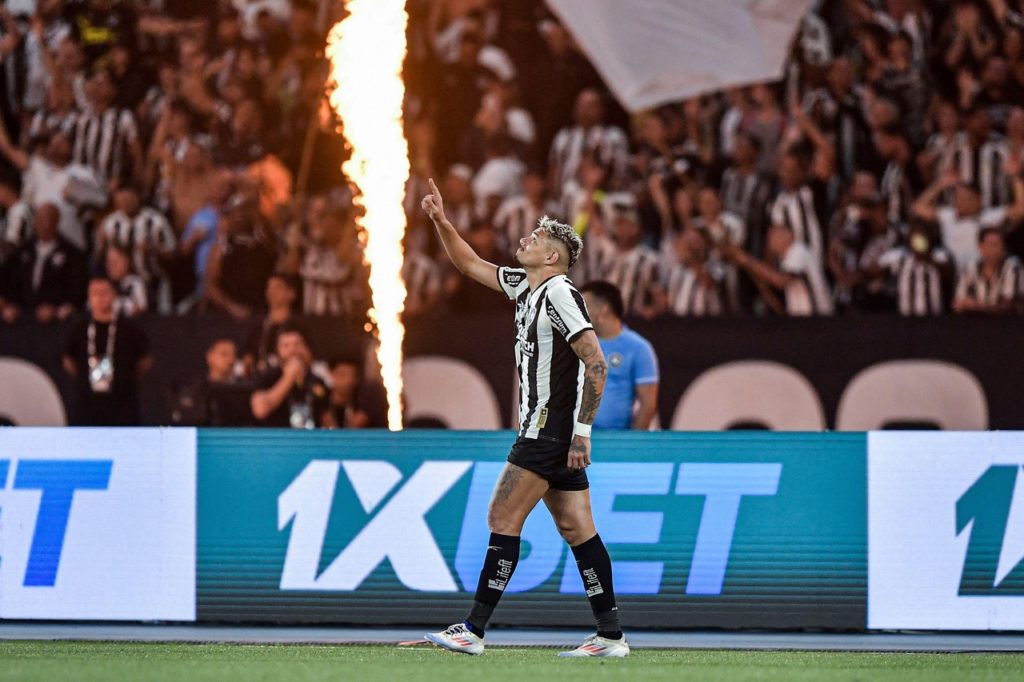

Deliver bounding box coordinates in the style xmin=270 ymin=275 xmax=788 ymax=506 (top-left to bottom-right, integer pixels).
xmin=879 ymin=247 xmax=950 ymax=316
xmin=498 ymin=266 xmax=594 ymax=443
xmin=663 ymin=261 xmax=725 ymax=317
xmin=779 ymin=242 xmax=833 ymax=316
xmin=955 ymin=257 xmax=1023 ymax=308
xmin=71 ymin=107 xmax=139 ymax=182
xmin=769 ymin=185 xmax=825 ymax=264
xmin=942 ymin=133 xmax=1010 ymax=209
xmin=97 ymin=207 xmax=176 ymax=281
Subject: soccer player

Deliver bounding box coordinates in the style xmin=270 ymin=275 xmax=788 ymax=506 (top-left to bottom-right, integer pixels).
xmin=421 ymin=179 xmax=629 ymax=658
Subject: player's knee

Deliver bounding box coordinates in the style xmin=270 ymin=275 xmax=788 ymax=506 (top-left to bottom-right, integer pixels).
xmin=555 ymin=518 xmax=583 ymax=544
xmin=487 ymin=505 xmax=523 ymax=535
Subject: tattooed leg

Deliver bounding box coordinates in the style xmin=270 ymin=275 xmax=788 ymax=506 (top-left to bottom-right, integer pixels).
xmin=486 ymin=463 xmax=548 ymax=535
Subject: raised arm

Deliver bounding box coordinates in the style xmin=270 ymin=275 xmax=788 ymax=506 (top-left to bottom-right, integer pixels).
xmin=911 ymin=170 xmax=957 ymax=224
xmin=567 ymin=329 xmax=608 ymax=470
xmin=421 ymin=177 xmax=501 ymax=292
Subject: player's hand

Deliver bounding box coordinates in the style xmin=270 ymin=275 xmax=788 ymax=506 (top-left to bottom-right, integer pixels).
xmin=567 ymin=435 xmax=591 ymax=471
xmin=421 ymin=178 xmax=446 ymax=223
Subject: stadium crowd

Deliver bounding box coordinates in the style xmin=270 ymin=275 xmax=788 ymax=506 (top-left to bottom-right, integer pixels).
xmin=1 ymin=0 xmax=1024 ymax=424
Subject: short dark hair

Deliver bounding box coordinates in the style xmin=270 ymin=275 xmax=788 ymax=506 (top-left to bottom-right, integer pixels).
xmin=268 ymin=271 xmax=299 ymax=291
xmin=580 ymin=280 xmax=624 ymax=320
xmin=329 ymin=353 xmax=364 ymax=373
xmin=275 ymin=322 xmax=309 ymax=346
xmin=207 ymin=337 xmax=237 ymax=352
xmin=978 ymin=226 xmax=1004 ymax=244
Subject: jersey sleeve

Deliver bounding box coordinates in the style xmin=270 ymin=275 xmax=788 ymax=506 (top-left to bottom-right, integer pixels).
xmin=545 ymin=281 xmax=593 ymax=343
xmin=496 ymin=266 xmax=529 ymax=301
xmin=633 ymin=338 xmax=659 ymax=385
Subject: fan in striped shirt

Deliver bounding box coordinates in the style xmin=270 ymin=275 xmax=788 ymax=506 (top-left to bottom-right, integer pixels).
xmin=103 ymin=245 xmax=148 ymax=317
xmin=953 ymin=227 xmax=1023 ymax=315
xmin=768 ymin=152 xmax=829 ymax=265
xmin=662 ymin=228 xmax=725 ymax=317
xmin=95 ymin=186 xmax=176 ymax=313
xmin=877 ymin=224 xmax=955 ymax=317
xmin=72 ymin=69 xmax=143 ymax=185
xmin=402 ymin=246 xmax=442 ymax=316
xmin=548 ymin=89 xmax=629 ymax=203
xmin=599 ymin=205 xmax=662 ymax=319
xmin=726 ymin=223 xmax=833 ymax=316
xmin=493 ymin=169 xmax=549 ymax=253
xmin=940 ymin=108 xmax=1010 ymax=210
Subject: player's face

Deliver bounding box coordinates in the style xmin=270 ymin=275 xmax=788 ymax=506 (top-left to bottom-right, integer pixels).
xmin=515 ymin=229 xmax=552 ymax=267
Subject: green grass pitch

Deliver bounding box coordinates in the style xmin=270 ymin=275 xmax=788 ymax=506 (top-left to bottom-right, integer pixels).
xmin=1 ymin=641 xmax=1023 ymax=681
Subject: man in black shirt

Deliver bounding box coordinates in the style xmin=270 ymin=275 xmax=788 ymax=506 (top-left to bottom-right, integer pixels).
xmin=1 ymin=203 xmax=86 ymax=324
xmin=323 ymin=355 xmax=388 ymax=429
xmin=250 ymin=325 xmax=329 ymax=429
xmin=63 ymin=276 xmax=152 ymax=425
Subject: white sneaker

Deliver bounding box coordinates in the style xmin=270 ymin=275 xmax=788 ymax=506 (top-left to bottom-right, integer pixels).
xmin=424 ymin=623 xmax=485 ymax=655
xmin=558 ymin=633 xmax=630 ymax=657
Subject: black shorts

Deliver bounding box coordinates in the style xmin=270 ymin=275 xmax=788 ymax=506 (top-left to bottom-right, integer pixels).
xmin=507 ymin=437 xmax=589 ymax=491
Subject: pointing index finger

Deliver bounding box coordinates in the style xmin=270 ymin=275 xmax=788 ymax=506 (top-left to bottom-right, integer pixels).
xmin=428 ymin=178 xmax=439 ymax=197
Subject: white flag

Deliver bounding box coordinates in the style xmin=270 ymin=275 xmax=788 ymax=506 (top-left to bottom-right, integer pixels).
xmin=546 ymin=0 xmax=815 ymax=111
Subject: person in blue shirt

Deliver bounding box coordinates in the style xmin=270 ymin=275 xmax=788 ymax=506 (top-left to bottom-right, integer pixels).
xmin=580 ymin=281 xmax=659 ymax=429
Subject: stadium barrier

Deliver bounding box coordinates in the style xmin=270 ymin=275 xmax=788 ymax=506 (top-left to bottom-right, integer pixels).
xmin=2 ymin=428 xmax=1022 ymax=631
xmin=2 ymin=314 xmax=1024 ymax=429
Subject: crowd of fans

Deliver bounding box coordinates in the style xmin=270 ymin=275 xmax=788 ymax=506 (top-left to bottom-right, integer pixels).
xmin=3 ymin=1 xmax=1024 ymax=424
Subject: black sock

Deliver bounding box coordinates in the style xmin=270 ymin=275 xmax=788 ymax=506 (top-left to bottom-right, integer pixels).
xmin=464 ymin=532 xmax=520 ymax=637
xmin=571 ymin=534 xmax=622 ymax=640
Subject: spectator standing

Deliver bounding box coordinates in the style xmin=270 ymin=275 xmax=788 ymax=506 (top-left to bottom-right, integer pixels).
xmin=912 ymin=162 xmax=1024 ymax=267
xmin=244 ymin=271 xmax=300 ymax=373
xmin=602 ymin=205 xmax=663 ymax=318
xmin=727 ymin=223 xmax=834 ymax=316
xmin=0 ymin=202 xmax=85 ymax=323
xmin=0 ymin=128 xmax=105 ymax=251
xmin=104 ymin=244 xmax=147 ymax=317
xmin=72 ymin=68 xmax=143 ymax=187
xmin=662 ymin=228 xmax=726 ymax=317
xmin=580 ymin=280 xmax=659 ymax=430
xmin=953 ymin=227 xmax=1023 ymax=314
xmin=548 ymin=88 xmax=629 ymax=202
xmin=95 ymin=185 xmax=176 ymax=312
xmin=202 ymin=193 xmax=278 ymax=320
xmin=179 ymin=167 xmax=234 ymax=304
xmin=878 ymin=222 xmax=954 ymax=317
xmin=62 ymin=275 xmax=152 ymax=426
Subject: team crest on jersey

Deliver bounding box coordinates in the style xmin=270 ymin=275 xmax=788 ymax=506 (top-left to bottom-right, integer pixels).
xmin=609 ymin=352 xmax=624 ymax=368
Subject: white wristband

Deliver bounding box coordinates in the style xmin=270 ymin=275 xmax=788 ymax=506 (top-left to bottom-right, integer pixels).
xmin=574 ymin=422 xmax=592 ymax=438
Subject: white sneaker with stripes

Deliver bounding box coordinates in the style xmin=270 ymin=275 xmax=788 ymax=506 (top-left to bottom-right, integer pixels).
xmin=558 ymin=633 xmax=630 ymax=657
xmin=424 ymin=623 xmax=485 ymax=655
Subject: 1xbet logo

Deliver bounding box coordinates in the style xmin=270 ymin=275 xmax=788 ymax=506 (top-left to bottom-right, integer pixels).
xmin=0 ymin=459 xmax=112 ymax=587
xmin=957 ymin=465 xmax=1024 ymax=595
xmin=277 ymin=460 xmax=781 ymax=595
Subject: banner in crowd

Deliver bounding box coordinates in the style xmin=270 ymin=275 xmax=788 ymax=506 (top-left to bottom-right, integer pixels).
xmin=197 ymin=430 xmax=867 ymax=629
xmin=546 ymin=0 xmax=815 ymax=111
xmin=0 ymin=428 xmax=196 ymax=621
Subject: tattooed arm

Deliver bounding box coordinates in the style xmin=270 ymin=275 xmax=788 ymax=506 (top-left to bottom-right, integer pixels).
xmin=567 ymin=330 xmax=608 ymax=470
